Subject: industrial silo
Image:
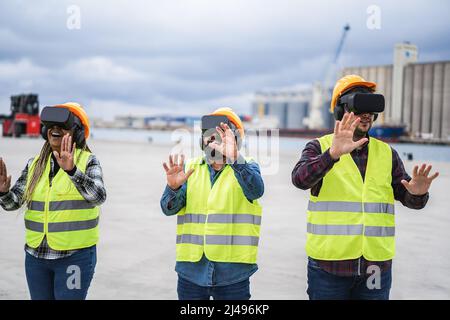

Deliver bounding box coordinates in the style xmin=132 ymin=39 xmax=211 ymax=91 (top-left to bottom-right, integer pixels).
xmin=287 ymin=101 xmax=308 ymax=129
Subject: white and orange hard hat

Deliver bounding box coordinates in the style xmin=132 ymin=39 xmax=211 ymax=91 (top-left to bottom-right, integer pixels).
xmin=53 ymin=102 xmax=90 ymax=139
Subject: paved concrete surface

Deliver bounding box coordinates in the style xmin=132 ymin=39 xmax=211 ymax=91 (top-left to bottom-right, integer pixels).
xmin=0 ymin=137 xmax=449 ymax=299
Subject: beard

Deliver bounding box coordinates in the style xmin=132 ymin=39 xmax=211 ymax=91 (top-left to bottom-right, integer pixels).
xmin=353 ymin=113 xmax=374 ymax=139
xmin=354 ymin=123 xmax=372 ymax=140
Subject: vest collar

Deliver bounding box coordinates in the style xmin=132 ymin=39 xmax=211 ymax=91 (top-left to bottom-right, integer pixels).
xmin=201 ymin=156 xmax=230 ymax=170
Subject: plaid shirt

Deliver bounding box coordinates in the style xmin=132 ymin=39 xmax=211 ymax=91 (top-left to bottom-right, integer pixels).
xmin=292 ymin=136 xmax=429 ymax=277
xmin=0 ymin=152 xmax=106 ymax=260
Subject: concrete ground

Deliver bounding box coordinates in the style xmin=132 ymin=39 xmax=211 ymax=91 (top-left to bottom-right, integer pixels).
xmin=0 ymin=137 xmax=449 ymax=299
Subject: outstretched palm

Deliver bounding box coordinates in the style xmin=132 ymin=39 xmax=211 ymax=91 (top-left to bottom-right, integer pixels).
xmin=0 ymin=157 xmax=12 ymax=193
xmin=53 ymin=133 xmax=76 ymax=171
xmin=330 ymin=112 xmax=368 ymax=160
xmin=163 ymin=154 xmax=194 ymax=190
xmin=209 ymin=122 xmax=239 ymax=162
xmin=401 ymin=164 xmax=439 ymax=195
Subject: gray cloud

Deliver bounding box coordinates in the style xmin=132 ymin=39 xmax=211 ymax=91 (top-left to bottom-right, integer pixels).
xmin=0 ymin=0 xmax=449 ymax=117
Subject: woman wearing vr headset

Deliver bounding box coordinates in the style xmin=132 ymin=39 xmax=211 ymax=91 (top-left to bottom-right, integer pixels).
xmin=160 ymin=107 xmax=264 ymax=300
xmin=292 ymin=75 xmax=439 ymax=300
xmin=0 ymin=102 xmax=106 ymax=300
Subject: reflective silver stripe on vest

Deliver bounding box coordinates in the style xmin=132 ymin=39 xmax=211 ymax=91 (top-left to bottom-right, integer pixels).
xmin=364 ymin=203 xmax=395 ymax=214
xmin=49 ymin=200 xmax=96 ymax=211
xmin=308 ymin=201 xmax=362 ymax=212
xmin=307 ymin=223 xmax=363 ymax=235
xmin=364 ymin=226 xmax=395 ymax=237
xmin=177 ymin=214 xmax=207 ymax=225
xmin=47 ymin=217 xmax=99 ymax=233
xmin=29 ymin=201 xmax=45 ymax=211
xmin=206 ymin=235 xmax=259 ymax=246
xmin=176 ymin=234 xmax=204 ymax=245
xmin=207 ymin=214 xmax=261 ymax=225
xmin=25 ymin=220 xmax=44 ymax=232
xmin=308 ymin=201 xmax=394 ymax=214
xmin=178 ymin=214 xmax=261 ymax=225
xmin=28 ymin=200 xmax=96 ymax=211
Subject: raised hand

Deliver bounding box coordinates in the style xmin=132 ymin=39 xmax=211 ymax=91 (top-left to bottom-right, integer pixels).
xmin=53 ymin=133 xmax=76 ymax=171
xmin=163 ymin=154 xmax=194 ymax=190
xmin=0 ymin=158 xmax=12 ymax=193
xmin=209 ymin=122 xmax=239 ymax=162
xmin=329 ymin=112 xmax=368 ymax=160
xmin=401 ymin=164 xmax=439 ymax=196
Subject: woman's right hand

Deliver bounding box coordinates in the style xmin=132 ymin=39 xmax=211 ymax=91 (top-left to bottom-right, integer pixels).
xmin=0 ymin=158 xmax=12 ymax=193
xmin=163 ymin=154 xmax=194 ymax=191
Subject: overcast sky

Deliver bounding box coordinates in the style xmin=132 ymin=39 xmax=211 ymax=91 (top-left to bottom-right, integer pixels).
xmin=1 ymin=0 xmax=449 ymax=119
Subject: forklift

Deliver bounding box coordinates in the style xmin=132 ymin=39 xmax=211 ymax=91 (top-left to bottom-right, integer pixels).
xmin=0 ymin=94 xmax=41 ymax=138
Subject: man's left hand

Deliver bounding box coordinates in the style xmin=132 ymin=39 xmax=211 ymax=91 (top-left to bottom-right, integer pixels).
xmin=209 ymin=122 xmax=239 ymax=162
xmin=401 ymin=164 xmax=439 ymax=196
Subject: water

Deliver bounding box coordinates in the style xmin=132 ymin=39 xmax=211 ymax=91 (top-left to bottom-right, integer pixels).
xmin=90 ymin=128 xmax=450 ymax=162
xmin=91 ymin=128 xmax=175 ymax=144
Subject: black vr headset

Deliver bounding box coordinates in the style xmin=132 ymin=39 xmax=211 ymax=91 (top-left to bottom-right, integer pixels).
xmin=334 ymin=87 xmax=385 ymax=121
xmin=200 ymin=115 xmax=242 ymax=151
xmin=40 ymin=106 xmax=86 ymax=147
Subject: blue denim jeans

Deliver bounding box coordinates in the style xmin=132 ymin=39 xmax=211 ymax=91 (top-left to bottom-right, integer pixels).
xmin=25 ymin=246 xmax=97 ymax=300
xmin=177 ymin=276 xmax=251 ymax=300
xmin=307 ymin=257 xmax=392 ymax=300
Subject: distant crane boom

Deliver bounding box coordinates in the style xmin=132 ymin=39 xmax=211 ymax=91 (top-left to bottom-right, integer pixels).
xmin=333 ymin=24 xmax=351 ymax=64
xmin=325 ymin=23 xmax=351 ymax=89
xmin=304 ymin=24 xmax=351 ymax=130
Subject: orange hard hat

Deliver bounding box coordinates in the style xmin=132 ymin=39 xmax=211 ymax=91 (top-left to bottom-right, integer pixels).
xmin=330 ymin=75 xmax=377 ymax=112
xmin=211 ymin=107 xmax=245 ymax=138
xmin=54 ymin=102 xmax=90 ymax=139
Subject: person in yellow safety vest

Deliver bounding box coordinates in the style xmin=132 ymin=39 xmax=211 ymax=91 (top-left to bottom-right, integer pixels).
xmin=0 ymin=103 xmax=106 ymax=300
xmin=292 ymin=75 xmax=439 ymax=300
xmin=160 ymin=107 xmax=264 ymax=300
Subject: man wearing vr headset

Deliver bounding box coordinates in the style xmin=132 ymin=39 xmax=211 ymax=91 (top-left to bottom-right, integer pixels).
xmin=292 ymin=75 xmax=439 ymax=300
xmin=0 ymin=102 xmax=106 ymax=300
xmin=160 ymin=107 xmax=264 ymax=300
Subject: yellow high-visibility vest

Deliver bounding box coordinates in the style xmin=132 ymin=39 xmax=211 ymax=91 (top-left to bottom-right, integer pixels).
xmin=24 ymin=149 xmax=99 ymax=250
xmin=176 ymin=157 xmax=262 ymax=264
xmin=306 ymin=134 xmax=395 ymax=261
